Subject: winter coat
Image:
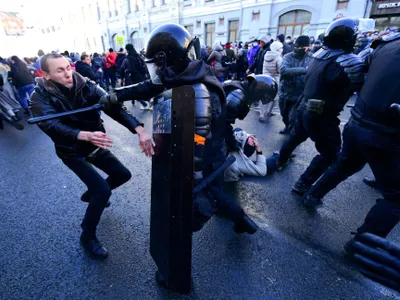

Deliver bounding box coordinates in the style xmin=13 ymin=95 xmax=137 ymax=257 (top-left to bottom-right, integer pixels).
xmin=247 ymin=44 xmax=259 ymax=66
xmin=116 ymin=53 xmax=126 ymax=73
xmin=225 ymin=48 xmax=235 ymax=62
xmin=75 ymin=61 xmax=97 ymax=81
xmin=249 ymin=44 xmax=270 ymax=75
xmin=263 ymin=50 xmax=282 ymax=82
xmin=30 ymin=72 xmax=143 ymax=159
xmin=10 ymin=64 xmax=34 ymax=87
xmin=224 ymin=150 xmax=267 ymax=182
xmin=278 ymin=52 xmax=311 ymax=102
xmin=120 ymin=53 xmax=150 ymax=86
xmin=105 ymin=52 xmax=117 ymax=69
xmin=207 ymin=50 xmax=228 ymax=78
xmin=237 ymin=48 xmax=249 ymax=72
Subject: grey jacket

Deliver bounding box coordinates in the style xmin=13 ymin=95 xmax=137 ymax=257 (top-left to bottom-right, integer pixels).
xmin=263 ymin=51 xmax=282 ymax=83
xmin=278 ymin=52 xmax=311 ymax=102
xmin=207 ymin=50 xmax=227 ymax=78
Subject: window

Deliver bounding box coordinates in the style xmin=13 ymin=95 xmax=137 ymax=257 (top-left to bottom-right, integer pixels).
xmin=113 ymin=0 xmax=118 ymax=16
xmin=196 ymin=20 xmax=201 ymax=28
xmin=228 ymin=20 xmax=239 ymax=42
xmin=252 ymin=12 xmax=260 ymax=21
xmin=219 ymin=17 xmax=224 ymax=26
xmin=205 ymin=23 xmax=215 ymax=47
xmin=278 ymin=10 xmax=311 ymax=38
xmin=337 ymin=0 xmax=349 ymax=10
xmin=97 ymin=2 xmax=102 ymax=20
xmin=127 ymin=0 xmax=131 ymax=13
xmin=107 ymin=0 xmax=112 ymax=17
xmin=184 ymin=25 xmax=194 ymax=36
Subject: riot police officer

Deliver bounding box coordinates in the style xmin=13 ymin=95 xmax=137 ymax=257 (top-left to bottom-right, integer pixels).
xmin=301 ymin=31 xmax=400 ymax=254
xmin=267 ymin=18 xmax=361 ymax=195
xmin=109 ymin=24 xmax=258 ymax=234
xmin=223 ymin=74 xmax=278 ymax=150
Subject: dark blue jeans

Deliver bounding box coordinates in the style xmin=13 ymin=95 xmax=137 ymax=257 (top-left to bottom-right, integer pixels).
xmin=62 ymin=149 xmax=131 ymax=237
xmin=17 ymin=84 xmax=35 ymax=109
xmin=310 ymin=118 xmax=400 ymax=237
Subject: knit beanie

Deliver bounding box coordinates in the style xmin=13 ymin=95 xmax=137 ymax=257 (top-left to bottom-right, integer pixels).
xmin=295 ymin=35 xmax=310 ymax=47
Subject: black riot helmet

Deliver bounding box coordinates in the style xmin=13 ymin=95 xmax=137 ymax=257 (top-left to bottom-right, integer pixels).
xmin=323 ymin=18 xmax=359 ymax=52
xmin=247 ymin=74 xmax=278 ymax=105
xmin=145 ymin=23 xmax=200 ymax=68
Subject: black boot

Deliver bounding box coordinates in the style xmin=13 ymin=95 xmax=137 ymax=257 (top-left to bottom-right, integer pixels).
xmin=80 ymin=234 xmax=108 ymax=260
xmin=81 ymin=191 xmax=110 ymax=208
xmin=292 ymin=178 xmax=311 ymax=195
xmin=363 ymin=177 xmax=378 ymax=189
xmin=234 ymin=214 xmax=258 ymax=234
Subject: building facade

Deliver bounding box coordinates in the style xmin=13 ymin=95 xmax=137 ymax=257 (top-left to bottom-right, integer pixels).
xmin=368 ymin=0 xmax=400 ymax=30
xmin=98 ymin=0 xmax=368 ymax=52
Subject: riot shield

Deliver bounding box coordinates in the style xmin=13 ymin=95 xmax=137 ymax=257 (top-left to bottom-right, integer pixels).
xmin=150 ymin=86 xmax=195 ymax=294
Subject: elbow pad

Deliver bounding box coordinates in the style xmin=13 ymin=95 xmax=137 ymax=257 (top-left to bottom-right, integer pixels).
xmin=193 ymin=83 xmax=211 ymax=138
xmin=226 ymin=89 xmax=247 ymax=123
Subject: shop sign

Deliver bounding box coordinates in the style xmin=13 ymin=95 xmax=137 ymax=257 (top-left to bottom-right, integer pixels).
xmin=378 ymin=2 xmax=400 ymax=9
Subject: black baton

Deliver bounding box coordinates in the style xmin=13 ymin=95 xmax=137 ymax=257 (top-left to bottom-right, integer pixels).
xmin=194 ymin=156 xmax=236 ymax=193
xmin=28 ymin=104 xmax=105 ymax=124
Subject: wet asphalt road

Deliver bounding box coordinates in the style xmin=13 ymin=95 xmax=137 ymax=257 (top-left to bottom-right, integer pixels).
xmin=0 ymin=101 xmax=399 ymax=300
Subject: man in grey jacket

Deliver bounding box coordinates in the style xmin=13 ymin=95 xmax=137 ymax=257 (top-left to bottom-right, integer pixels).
xmin=278 ymin=36 xmax=311 ymax=134
xmin=225 ymin=128 xmax=267 ymax=182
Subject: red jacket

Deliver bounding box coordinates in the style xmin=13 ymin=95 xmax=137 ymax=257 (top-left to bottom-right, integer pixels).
xmin=105 ymin=52 xmax=117 ymax=69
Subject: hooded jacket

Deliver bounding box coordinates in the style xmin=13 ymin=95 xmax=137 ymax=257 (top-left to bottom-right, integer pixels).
xmin=207 ymin=50 xmax=228 ymax=78
xmin=263 ymin=50 xmax=282 ymax=82
xmin=224 ymin=129 xmax=267 ymax=182
xmin=30 ymin=72 xmax=143 ymax=159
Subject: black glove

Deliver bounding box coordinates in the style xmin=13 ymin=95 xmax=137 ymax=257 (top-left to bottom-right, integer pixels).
xmin=337 ymin=54 xmax=366 ymax=83
xmin=99 ymin=93 xmax=119 ymax=110
xmin=352 ymin=233 xmax=400 ymax=291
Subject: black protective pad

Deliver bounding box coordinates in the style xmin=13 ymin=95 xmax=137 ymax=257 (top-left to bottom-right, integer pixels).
xmin=150 ymin=86 xmax=195 ymax=294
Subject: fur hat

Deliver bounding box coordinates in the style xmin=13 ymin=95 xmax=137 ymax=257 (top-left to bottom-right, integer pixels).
xmin=270 ymin=41 xmax=283 ymax=52
xmin=295 ymin=35 xmax=310 ymax=47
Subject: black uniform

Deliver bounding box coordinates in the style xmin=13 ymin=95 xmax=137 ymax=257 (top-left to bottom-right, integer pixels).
xmin=273 ymin=48 xmax=354 ymax=190
xmin=306 ymin=33 xmax=400 ymax=238
xmin=223 ymin=75 xmax=277 ymax=150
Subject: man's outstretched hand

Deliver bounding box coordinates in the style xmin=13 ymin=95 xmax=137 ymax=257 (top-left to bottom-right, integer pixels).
xmin=77 ymin=131 xmax=113 ymax=149
xmin=135 ymin=126 xmax=155 ymax=157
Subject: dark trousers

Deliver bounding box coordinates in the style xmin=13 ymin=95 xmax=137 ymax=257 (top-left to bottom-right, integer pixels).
xmin=279 ymin=106 xmax=341 ymax=186
xmin=206 ymin=167 xmax=244 ymax=222
xmin=279 ymin=97 xmax=297 ymax=129
xmin=309 ymin=118 xmax=400 ymax=238
xmin=104 ymin=67 xmax=117 ymax=90
xmin=62 ymin=149 xmax=132 ymax=237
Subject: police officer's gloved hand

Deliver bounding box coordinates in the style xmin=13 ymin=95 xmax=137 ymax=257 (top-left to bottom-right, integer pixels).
xmin=352 ymin=233 xmax=400 ymax=292
xmin=337 ymin=54 xmax=366 ymax=83
xmin=99 ymin=93 xmax=119 ymax=110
